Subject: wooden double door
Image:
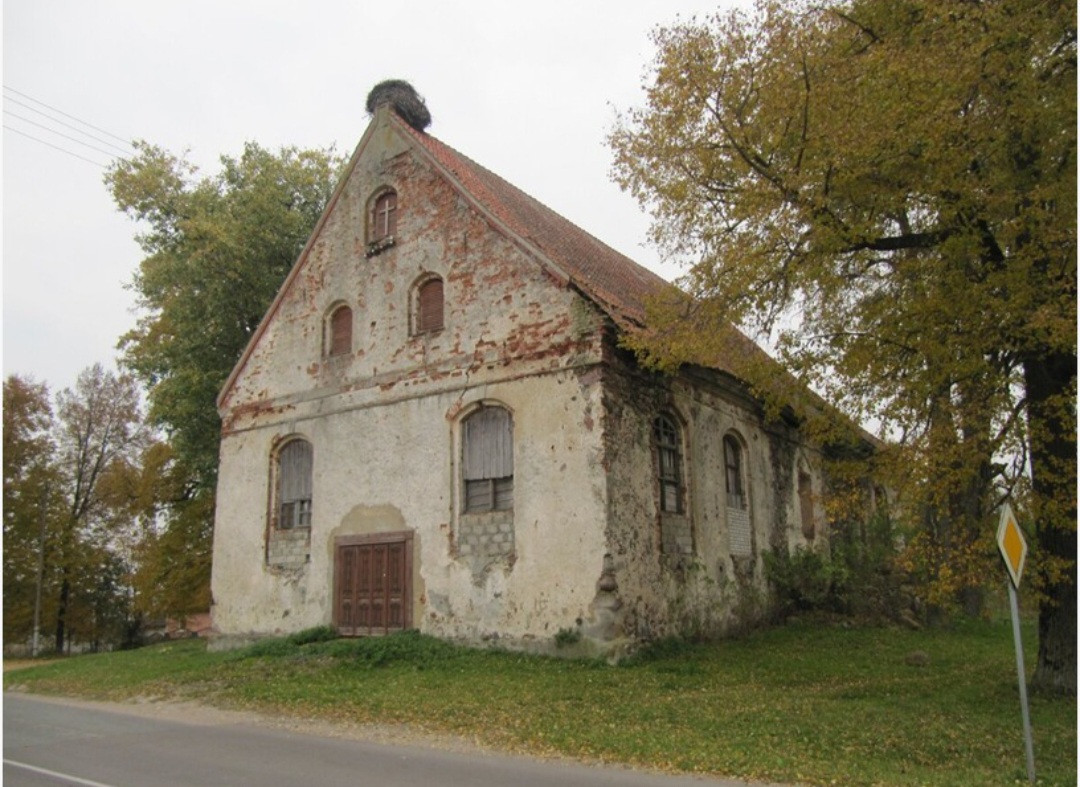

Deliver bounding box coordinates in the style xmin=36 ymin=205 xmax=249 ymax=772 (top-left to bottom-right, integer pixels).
xmin=333 ymin=532 xmax=412 ymax=636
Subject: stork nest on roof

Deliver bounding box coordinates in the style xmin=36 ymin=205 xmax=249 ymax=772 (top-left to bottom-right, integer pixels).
xmin=366 ymin=80 xmax=431 ymax=132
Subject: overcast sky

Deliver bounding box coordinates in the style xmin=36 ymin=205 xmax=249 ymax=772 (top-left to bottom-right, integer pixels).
xmin=3 ymin=0 xmax=748 ymax=394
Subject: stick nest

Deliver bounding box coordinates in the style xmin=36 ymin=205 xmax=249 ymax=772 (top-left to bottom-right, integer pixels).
xmin=366 ymin=80 xmax=432 ymax=132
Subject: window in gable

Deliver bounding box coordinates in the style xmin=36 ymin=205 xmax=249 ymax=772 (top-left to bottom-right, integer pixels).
xmin=366 ymin=188 xmax=397 ymax=257
xmin=372 ymin=190 xmax=397 ymax=238
xmin=327 ymin=304 xmax=352 ymax=357
xmin=414 ymin=277 xmax=444 ymax=334
xmin=276 ymin=438 xmax=313 ymax=529
xmin=654 ymin=414 xmax=683 ymax=514
xmin=462 ymin=406 xmax=513 ymax=513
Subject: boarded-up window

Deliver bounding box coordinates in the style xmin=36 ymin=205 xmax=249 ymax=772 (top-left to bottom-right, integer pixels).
xmin=328 ymin=305 xmax=352 ymax=356
xmin=277 ymin=439 xmax=313 ymax=529
xmin=416 ymin=278 xmax=444 ymax=333
xmin=654 ymin=414 xmax=682 ymax=514
xmin=724 ymin=435 xmax=745 ymax=510
xmin=463 ymin=406 xmax=513 ymax=512
xmin=371 ymin=189 xmax=397 ymax=241
xmin=799 ymin=471 xmax=815 ymax=540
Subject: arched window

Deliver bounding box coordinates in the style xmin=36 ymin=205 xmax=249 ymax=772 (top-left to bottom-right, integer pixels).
xmin=653 ymin=414 xmax=683 ymax=514
xmin=462 ymin=406 xmax=513 ymax=512
xmin=370 ymin=189 xmax=397 ymax=242
xmin=723 ymin=435 xmax=746 ymax=510
xmin=724 ymin=432 xmax=752 ymax=556
xmin=798 ymin=470 xmax=815 ymax=540
xmin=327 ymin=304 xmax=352 ymax=356
xmin=275 ymin=438 xmax=313 ymax=529
xmin=414 ymin=277 xmax=444 ymax=334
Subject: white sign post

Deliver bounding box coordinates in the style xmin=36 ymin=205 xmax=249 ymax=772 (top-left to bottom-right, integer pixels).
xmin=996 ymin=502 xmax=1035 ymax=783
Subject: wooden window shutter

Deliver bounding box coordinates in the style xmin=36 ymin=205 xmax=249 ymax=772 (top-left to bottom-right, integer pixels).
xmin=417 ymin=278 xmax=444 ymax=333
xmin=329 ymin=306 xmax=352 ymax=356
xmin=464 ymin=407 xmax=513 ymax=480
xmin=463 ymin=407 xmax=513 ymax=512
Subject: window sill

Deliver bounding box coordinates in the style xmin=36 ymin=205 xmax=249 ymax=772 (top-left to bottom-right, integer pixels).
xmin=460 ymin=509 xmax=513 ymax=524
xmin=365 ymin=235 xmax=396 ymax=258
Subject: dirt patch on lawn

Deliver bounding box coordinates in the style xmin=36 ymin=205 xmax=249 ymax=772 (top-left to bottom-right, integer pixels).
xmin=4 ymin=659 xmax=60 ymax=672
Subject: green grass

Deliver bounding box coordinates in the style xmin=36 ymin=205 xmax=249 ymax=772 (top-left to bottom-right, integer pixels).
xmin=6 ymin=621 xmax=1075 ymax=786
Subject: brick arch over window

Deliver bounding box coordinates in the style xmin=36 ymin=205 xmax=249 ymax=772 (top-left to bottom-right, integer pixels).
xmin=272 ymin=437 xmax=313 ymax=530
xmin=326 ymin=303 xmax=352 ymax=357
xmin=413 ymin=275 xmax=444 ymax=334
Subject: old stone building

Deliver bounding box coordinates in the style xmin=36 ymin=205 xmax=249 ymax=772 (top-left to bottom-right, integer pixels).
xmin=210 ymin=88 xmax=860 ymax=654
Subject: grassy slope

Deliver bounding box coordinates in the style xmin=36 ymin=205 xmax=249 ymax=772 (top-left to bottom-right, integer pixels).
xmin=5 ymin=620 xmax=1075 ymax=786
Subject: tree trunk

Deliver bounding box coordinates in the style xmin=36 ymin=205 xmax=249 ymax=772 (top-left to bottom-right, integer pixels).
xmin=54 ymin=575 xmax=69 ymax=656
xmin=1024 ymin=350 xmax=1077 ymax=695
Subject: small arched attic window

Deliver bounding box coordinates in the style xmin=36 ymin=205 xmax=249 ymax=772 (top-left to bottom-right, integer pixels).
xmin=413 ymin=276 xmax=444 ymax=334
xmin=366 ymin=188 xmax=397 ymax=257
xmin=326 ymin=304 xmax=352 ymax=357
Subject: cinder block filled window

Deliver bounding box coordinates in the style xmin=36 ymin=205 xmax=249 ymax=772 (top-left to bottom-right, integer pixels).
xmin=462 ymin=406 xmax=513 ymax=512
xmin=654 ymin=414 xmax=683 ymax=514
xmin=276 ymin=438 xmax=313 ymax=529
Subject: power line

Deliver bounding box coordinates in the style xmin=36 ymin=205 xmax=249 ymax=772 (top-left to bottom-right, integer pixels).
xmin=3 ymin=125 xmax=110 ymax=169
xmin=3 ymin=85 xmax=132 ymax=146
xmin=4 ymin=110 xmax=130 ymax=161
xmin=3 ymin=95 xmax=133 ymax=156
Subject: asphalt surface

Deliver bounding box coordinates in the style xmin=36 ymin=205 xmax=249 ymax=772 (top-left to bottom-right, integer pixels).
xmin=3 ymin=693 xmax=773 ymax=787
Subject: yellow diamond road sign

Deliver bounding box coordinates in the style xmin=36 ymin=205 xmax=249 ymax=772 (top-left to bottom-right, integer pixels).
xmin=997 ymin=502 xmax=1027 ymax=589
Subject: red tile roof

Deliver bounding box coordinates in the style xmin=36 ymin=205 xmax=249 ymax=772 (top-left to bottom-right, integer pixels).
xmin=397 ymin=115 xmax=670 ymax=328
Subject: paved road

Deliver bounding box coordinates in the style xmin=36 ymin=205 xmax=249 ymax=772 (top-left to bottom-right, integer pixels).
xmin=4 ymin=693 xmax=765 ymax=787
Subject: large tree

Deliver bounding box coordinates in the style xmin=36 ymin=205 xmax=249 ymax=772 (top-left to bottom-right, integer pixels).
xmin=52 ymin=364 xmax=148 ymax=652
xmin=3 ymin=375 xmax=60 ymax=646
xmin=4 ymin=369 xmax=148 ymax=652
xmin=104 ymin=141 xmax=343 ymax=613
xmin=611 ymin=0 xmax=1075 ymax=692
